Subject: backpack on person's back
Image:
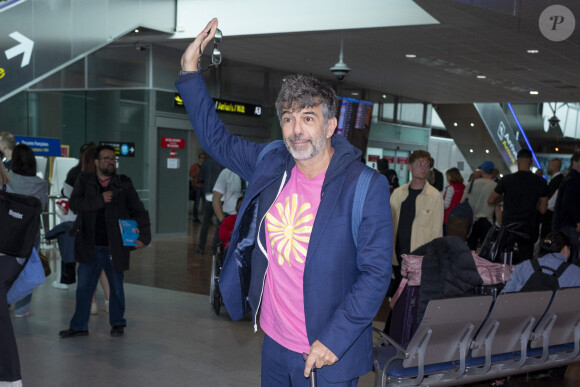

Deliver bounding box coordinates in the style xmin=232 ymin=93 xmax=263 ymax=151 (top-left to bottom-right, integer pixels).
xmin=446 ymin=180 xmax=474 ymax=241
xmin=520 ymin=258 xmax=570 ymax=292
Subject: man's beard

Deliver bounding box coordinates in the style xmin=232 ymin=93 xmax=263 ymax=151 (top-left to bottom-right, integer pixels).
xmin=99 ymin=164 xmax=115 ymax=177
xmin=284 ymin=134 xmax=327 ymax=161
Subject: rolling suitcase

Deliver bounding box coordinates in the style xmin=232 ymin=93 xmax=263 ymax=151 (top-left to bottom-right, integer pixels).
xmin=388 ymin=285 xmax=420 ymax=347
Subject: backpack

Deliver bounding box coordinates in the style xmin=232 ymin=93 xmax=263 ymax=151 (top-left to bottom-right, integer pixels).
xmin=446 ymin=180 xmax=474 ymax=241
xmin=520 ymin=258 xmax=570 ymax=292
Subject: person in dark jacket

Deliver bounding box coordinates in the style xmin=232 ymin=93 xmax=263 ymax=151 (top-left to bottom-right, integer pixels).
xmin=54 ymin=143 xmax=97 ymax=290
xmin=0 ymin=163 xmax=25 ymax=385
xmin=59 ymin=145 xmax=151 ymax=338
xmin=176 ymin=19 xmax=392 ymax=386
xmin=553 ymin=151 xmax=580 ymax=265
xmin=196 ymin=155 xmax=223 ymax=254
xmin=377 ymin=159 xmax=398 ymax=193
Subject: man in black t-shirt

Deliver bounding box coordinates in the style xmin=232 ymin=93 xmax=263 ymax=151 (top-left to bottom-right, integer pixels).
xmin=488 ymin=149 xmax=548 ymax=263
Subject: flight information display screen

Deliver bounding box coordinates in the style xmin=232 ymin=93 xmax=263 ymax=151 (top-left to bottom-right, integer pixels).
xmin=336 ymin=97 xmax=373 ymax=155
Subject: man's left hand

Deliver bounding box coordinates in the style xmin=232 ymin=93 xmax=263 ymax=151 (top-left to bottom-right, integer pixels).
xmin=303 ymin=340 xmax=338 ymax=377
xmin=135 ymin=240 xmax=146 ymax=249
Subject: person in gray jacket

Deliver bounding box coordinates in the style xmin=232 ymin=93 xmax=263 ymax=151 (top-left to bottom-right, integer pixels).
xmin=8 ymin=144 xmax=49 ymax=318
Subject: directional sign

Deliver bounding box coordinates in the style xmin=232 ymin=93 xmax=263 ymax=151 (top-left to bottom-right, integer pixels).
xmin=0 ymin=0 xmax=34 ymax=101
xmin=100 ymin=141 xmax=135 ymax=157
xmin=15 ymin=136 xmax=61 ymax=156
xmin=0 ymin=0 xmax=174 ymax=103
xmin=5 ymin=31 xmax=33 ymax=67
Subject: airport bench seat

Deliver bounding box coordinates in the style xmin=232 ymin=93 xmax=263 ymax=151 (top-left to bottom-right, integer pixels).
xmin=373 ymin=287 xmax=580 ymax=386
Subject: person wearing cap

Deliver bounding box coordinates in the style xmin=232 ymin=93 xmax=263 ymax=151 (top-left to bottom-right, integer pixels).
xmin=462 ymin=161 xmax=498 ymax=251
xmin=488 ymin=149 xmax=548 ymax=263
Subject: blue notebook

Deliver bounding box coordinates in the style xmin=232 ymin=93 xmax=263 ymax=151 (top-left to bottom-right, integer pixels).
xmin=119 ymin=219 xmax=140 ymax=247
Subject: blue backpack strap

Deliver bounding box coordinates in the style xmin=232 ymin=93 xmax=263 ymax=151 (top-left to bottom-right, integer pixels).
xmin=352 ymin=166 xmax=374 ymax=248
xmin=256 ymin=140 xmax=285 ymax=167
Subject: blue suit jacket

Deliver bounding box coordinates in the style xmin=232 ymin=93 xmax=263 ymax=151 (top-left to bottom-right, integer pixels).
xmin=176 ymin=73 xmax=392 ymax=383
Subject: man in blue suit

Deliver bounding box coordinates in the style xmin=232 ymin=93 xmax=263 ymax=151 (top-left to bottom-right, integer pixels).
xmin=176 ymin=19 xmax=392 ymax=386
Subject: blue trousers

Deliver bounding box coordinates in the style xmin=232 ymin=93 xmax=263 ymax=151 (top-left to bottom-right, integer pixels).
xmin=14 ymin=234 xmax=41 ymax=316
xmin=261 ymin=335 xmax=358 ymax=387
xmin=70 ymin=247 xmax=126 ymax=330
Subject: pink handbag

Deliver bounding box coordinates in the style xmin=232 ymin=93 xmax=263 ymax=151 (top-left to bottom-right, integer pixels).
xmin=390 ymin=252 xmax=514 ymax=308
xmin=471 ymin=252 xmax=514 ymax=284
xmin=390 ymin=254 xmax=423 ymax=308
xmin=400 ymin=254 xmax=423 ymax=286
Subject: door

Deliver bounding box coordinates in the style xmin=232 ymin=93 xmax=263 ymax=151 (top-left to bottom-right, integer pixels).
xmin=156 ymin=127 xmax=189 ymax=234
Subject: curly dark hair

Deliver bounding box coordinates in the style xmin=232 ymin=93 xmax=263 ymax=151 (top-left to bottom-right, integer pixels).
xmin=409 ymin=150 xmax=432 ymax=165
xmin=275 ymin=74 xmax=338 ymax=124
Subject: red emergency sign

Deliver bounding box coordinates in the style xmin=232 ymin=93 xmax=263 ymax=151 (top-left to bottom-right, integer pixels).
xmin=161 ymin=137 xmax=185 ymax=149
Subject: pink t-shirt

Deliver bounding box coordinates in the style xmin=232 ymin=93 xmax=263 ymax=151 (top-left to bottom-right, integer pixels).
xmin=260 ymin=166 xmax=325 ymax=353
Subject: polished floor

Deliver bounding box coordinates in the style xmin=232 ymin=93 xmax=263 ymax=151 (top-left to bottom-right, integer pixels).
xmin=10 ymin=215 xmax=580 ymax=386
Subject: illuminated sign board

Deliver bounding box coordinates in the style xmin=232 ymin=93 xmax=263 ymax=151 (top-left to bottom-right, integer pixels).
xmin=100 ymin=141 xmax=135 ymax=157
xmin=174 ymin=94 xmax=262 ymax=117
xmin=15 ymin=136 xmax=61 ymax=156
xmin=475 ymin=103 xmax=521 ymax=170
xmin=336 ymin=96 xmax=373 ymax=154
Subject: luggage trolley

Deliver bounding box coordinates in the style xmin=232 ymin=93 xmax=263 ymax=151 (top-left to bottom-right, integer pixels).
xmin=209 ymin=242 xmax=226 ymax=315
xmin=479 ymin=222 xmax=529 ymax=265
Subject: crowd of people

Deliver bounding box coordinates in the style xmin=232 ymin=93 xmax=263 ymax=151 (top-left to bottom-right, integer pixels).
xmin=1 ymin=134 xmax=151 ymax=386
xmin=1 ymin=18 xmax=580 ymax=387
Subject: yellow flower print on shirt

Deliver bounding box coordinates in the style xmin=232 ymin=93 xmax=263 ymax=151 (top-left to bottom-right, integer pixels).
xmin=266 ymin=194 xmax=313 ymax=266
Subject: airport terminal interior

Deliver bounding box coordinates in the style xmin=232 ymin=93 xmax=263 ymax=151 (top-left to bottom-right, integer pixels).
xmin=2 ymin=0 xmax=580 ymax=385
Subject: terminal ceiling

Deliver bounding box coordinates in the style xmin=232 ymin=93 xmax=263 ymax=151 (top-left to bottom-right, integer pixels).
xmin=154 ymin=0 xmax=580 ymax=105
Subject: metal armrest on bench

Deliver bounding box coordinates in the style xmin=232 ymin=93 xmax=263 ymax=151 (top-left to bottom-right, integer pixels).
xmin=373 ymin=296 xmax=493 ymax=387
xmin=373 ymin=290 xmax=580 ymax=386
